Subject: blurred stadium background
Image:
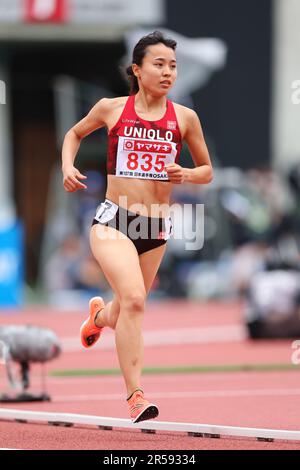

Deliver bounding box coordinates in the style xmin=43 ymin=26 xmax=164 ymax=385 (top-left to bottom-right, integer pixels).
xmin=0 ymin=0 xmax=300 ymax=340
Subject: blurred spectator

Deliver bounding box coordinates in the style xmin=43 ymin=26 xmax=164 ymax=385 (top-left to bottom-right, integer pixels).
xmin=239 ymin=164 xmax=300 ymax=339
xmin=245 ymin=266 xmax=300 ymax=339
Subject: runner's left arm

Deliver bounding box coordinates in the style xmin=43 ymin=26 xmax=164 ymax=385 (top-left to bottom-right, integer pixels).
xmin=165 ymin=108 xmax=213 ymax=185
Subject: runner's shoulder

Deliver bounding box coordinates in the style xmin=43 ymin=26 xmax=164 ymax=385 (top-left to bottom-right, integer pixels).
xmin=172 ymin=102 xmax=199 ymax=137
xmin=95 ymin=96 xmax=129 ymax=114
xmin=172 ymin=102 xmax=199 ymax=122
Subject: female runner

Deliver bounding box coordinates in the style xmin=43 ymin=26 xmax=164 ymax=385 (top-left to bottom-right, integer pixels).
xmin=62 ymin=31 xmax=213 ymax=423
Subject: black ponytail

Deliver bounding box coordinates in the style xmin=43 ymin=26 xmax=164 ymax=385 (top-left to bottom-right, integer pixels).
xmin=126 ymin=64 xmax=139 ymax=95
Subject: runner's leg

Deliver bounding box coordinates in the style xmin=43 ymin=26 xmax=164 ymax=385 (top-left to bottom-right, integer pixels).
xmin=90 ymin=224 xmax=146 ymax=396
xmin=95 ymin=243 xmax=167 ymax=329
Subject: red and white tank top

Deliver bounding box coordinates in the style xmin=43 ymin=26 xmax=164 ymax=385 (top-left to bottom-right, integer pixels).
xmin=107 ymin=95 xmax=182 ymax=181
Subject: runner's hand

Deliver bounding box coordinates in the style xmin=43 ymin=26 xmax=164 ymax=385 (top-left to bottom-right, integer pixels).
xmin=62 ymin=166 xmax=87 ymax=192
xmin=165 ymin=163 xmax=185 ymax=184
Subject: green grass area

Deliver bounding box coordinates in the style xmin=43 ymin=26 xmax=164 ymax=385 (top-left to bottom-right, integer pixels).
xmin=49 ymin=363 xmax=300 ymax=377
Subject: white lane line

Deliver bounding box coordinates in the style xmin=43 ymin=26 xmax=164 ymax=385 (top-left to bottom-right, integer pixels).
xmin=52 ymin=388 xmax=300 ymax=402
xmin=0 ymin=448 xmax=22 ymax=450
xmin=61 ymin=325 xmax=246 ymax=352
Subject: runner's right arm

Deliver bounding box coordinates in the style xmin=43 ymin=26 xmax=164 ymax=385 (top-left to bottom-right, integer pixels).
xmin=61 ymin=98 xmax=111 ymax=192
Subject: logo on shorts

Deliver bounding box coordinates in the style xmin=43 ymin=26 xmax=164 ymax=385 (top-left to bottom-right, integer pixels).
xmin=167 ymin=120 xmax=176 ymax=130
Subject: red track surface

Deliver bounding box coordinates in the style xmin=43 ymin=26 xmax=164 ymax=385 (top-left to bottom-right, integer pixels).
xmin=0 ymin=300 xmax=300 ymax=450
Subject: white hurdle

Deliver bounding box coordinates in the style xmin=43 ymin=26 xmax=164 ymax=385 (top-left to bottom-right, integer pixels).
xmin=0 ymin=408 xmax=300 ymax=442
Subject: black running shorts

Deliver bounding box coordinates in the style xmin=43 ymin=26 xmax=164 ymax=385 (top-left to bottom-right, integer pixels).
xmin=91 ymin=199 xmax=173 ymax=255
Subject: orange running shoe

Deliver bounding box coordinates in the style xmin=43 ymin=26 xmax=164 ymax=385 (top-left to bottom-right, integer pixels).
xmin=127 ymin=389 xmax=159 ymax=423
xmin=80 ymin=296 xmax=105 ymax=348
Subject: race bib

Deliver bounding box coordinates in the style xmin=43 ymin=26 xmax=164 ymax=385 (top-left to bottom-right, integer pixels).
xmin=116 ymin=136 xmax=177 ymax=180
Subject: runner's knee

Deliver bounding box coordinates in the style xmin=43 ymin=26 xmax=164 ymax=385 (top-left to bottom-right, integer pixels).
xmin=120 ymin=291 xmax=146 ymax=313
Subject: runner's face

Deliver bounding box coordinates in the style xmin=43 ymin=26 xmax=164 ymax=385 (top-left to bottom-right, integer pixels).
xmin=135 ymin=43 xmax=177 ymax=96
